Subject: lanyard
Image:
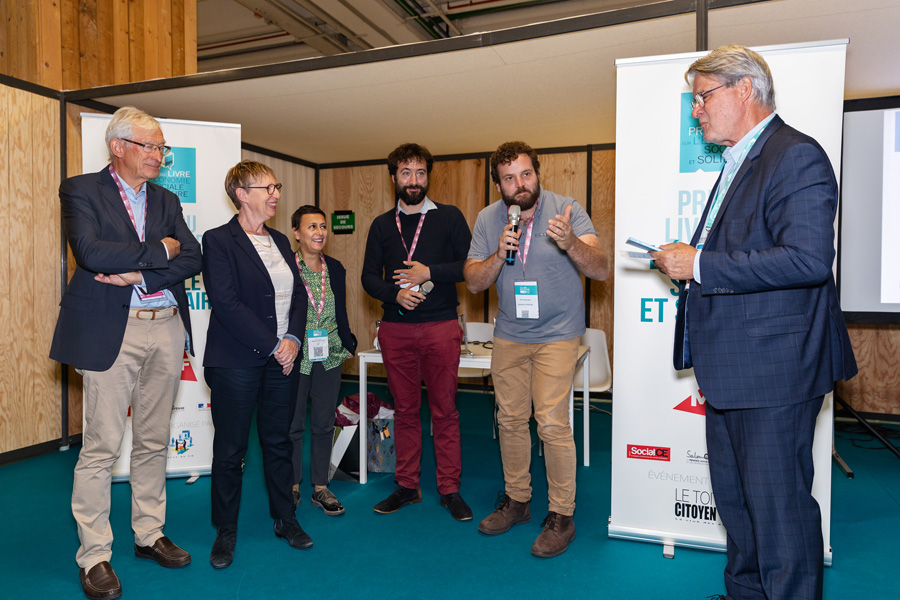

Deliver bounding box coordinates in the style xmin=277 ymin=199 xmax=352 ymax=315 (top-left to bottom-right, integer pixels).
xmin=296 ymin=253 xmax=328 ymax=323
xmin=705 ymin=123 xmax=768 ymax=231
xmin=516 ymin=197 xmax=539 ymax=276
xmin=395 ymin=208 xmax=426 ymax=262
xmin=109 ymin=164 xmax=146 ymax=241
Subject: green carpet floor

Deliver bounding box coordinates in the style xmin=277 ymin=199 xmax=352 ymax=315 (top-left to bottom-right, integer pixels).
xmin=1 ymin=383 xmax=898 ymax=599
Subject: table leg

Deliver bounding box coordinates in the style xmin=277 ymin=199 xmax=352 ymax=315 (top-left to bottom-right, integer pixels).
xmin=583 ymin=348 xmax=590 ymax=467
xmin=359 ymin=355 xmax=368 ymax=484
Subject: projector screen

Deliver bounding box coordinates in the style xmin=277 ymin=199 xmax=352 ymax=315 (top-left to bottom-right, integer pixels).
xmin=839 ymin=97 xmax=900 ymax=323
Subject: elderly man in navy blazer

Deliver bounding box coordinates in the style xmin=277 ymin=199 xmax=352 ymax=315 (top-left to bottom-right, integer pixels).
xmin=50 ymin=106 xmax=201 ymax=600
xmin=652 ymin=46 xmax=857 ymax=600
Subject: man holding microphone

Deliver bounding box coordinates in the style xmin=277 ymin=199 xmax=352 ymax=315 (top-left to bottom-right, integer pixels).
xmin=465 ymin=141 xmax=609 ymax=557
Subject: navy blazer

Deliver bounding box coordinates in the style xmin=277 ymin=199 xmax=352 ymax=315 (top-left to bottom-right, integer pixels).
xmin=673 ymin=115 xmax=857 ymax=409
xmin=317 ymin=254 xmax=358 ymax=357
xmin=202 ymin=216 xmax=306 ymax=368
xmin=50 ymin=167 xmax=201 ymax=371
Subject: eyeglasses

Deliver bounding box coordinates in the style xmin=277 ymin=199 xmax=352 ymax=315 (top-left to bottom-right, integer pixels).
xmin=690 ymin=84 xmax=726 ymax=110
xmin=241 ymin=183 xmax=283 ymax=195
xmin=122 ymin=139 xmax=172 ymax=156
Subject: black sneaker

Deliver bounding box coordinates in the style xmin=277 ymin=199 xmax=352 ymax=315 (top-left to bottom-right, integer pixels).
xmin=291 ymin=488 xmax=302 ymax=508
xmin=273 ymin=518 xmax=313 ymax=549
xmin=311 ymin=487 xmax=345 ymax=516
xmin=440 ymin=492 xmax=473 ymax=521
xmin=373 ymin=485 xmax=422 ymax=514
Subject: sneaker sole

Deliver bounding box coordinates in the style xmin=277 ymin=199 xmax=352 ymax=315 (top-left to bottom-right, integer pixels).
xmin=372 ymin=497 xmax=422 ymax=514
xmin=530 ymin=531 xmax=576 ymax=558
xmin=311 ymin=498 xmax=345 ymax=516
xmin=477 ymin=514 xmax=531 ymax=535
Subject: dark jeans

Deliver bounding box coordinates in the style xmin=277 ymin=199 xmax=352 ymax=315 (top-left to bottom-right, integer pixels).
xmin=289 ymin=362 xmax=343 ymax=487
xmin=207 ymin=358 xmax=299 ymax=530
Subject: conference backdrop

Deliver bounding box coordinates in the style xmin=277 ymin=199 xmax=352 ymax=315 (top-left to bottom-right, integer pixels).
xmin=610 ymin=40 xmax=847 ymax=563
xmin=81 ymin=114 xmax=241 ymax=480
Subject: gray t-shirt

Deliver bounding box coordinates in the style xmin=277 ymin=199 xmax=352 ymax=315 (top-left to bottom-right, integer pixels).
xmin=468 ymin=188 xmax=596 ymax=344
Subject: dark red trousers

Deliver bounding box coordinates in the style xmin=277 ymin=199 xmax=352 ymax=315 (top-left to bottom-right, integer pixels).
xmin=378 ymin=319 xmax=462 ymax=494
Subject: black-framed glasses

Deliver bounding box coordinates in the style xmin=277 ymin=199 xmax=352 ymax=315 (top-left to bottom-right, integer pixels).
xmin=242 ymin=183 xmax=283 ymax=195
xmin=122 ymin=138 xmax=172 ymax=156
xmin=690 ymin=84 xmax=726 ymax=110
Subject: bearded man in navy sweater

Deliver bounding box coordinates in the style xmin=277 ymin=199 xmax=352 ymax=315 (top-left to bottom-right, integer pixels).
xmin=361 ymin=143 xmax=473 ymax=521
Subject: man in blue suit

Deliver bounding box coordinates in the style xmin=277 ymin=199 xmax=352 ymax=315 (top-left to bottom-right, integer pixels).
xmin=652 ymin=46 xmax=857 ymax=600
xmin=50 ymin=107 xmax=201 ymax=600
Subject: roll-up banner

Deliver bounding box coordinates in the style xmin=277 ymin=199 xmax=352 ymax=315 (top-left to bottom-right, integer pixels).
xmin=81 ymin=114 xmax=241 ymax=480
xmin=611 ymin=41 xmax=847 ymax=563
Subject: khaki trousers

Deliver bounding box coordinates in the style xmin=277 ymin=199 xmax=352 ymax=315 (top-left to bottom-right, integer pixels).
xmin=72 ymin=309 xmax=184 ymax=570
xmin=491 ymin=335 xmax=579 ymax=516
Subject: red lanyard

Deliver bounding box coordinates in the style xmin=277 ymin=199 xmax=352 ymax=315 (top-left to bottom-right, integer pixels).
xmin=296 ymin=253 xmax=328 ymax=322
xmin=516 ymin=198 xmax=539 ymax=275
xmin=395 ymin=208 xmax=426 ymax=262
xmin=109 ymin=164 xmax=146 ymax=240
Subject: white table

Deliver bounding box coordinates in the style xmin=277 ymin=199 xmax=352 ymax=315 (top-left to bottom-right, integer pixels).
xmin=356 ymin=344 xmax=591 ymax=483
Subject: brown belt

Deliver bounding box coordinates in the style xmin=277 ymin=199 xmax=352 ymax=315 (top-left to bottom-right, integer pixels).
xmin=130 ymin=306 xmax=178 ymax=320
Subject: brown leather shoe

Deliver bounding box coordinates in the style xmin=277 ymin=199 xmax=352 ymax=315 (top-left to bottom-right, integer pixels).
xmin=477 ymin=493 xmax=530 ymax=535
xmin=134 ymin=536 xmax=192 ymax=568
xmin=531 ymin=512 xmax=576 ymax=558
xmin=79 ymin=561 xmax=122 ymax=600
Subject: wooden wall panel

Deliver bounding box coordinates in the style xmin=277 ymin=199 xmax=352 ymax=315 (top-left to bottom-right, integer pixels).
xmin=589 ymin=149 xmax=616 ymax=367
xmin=0 ymin=87 xmax=61 ymax=453
xmin=96 ymin=0 xmax=114 ymax=88
xmin=183 ymin=0 xmax=196 ymax=74
xmin=38 ymin=0 xmax=64 ymax=90
xmin=112 ymin=0 xmax=130 ymax=84
xmin=2 ymin=0 xmax=197 ymax=90
xmin=0 ymin=2 xmax=8 ymax=76
xmin=64 ymin=104 xmax=105 ymax=437
xmin=60 ymin=0 xmax=81 ymax=90
xmin=31 ymin=92 xmax=63 ymax=448
xmin=78 ymin=0 xmax=100 ymax=88
xmin=0 ymin=86 xmax=11 ymax=444
xmin=142 ymin=0 xmax=159 ymax=80
xmin=836 ymin=324 xmax=900 ymax=415
xmin=319 ymin=165 xmax=394 ymax=377
xmin=429 ymin=159 xmax=486 ymax=325
xmin=158 ymin=0 xmax=173 ymax=78
xmin=171 ymin=0 xmax=185 ymax=77
xmin=8 ymin=89 xmax=38 ymax=451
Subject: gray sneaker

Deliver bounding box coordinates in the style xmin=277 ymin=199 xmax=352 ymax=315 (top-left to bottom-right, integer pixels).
xmin=311 ymin=487 xmax=345 ymax=516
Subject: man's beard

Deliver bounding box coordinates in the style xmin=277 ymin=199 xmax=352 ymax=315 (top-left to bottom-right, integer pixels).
xmin=396 ymin=182 xmax=428 ymax=206
xmin=501 ymin=181 xmax=540 ymax=212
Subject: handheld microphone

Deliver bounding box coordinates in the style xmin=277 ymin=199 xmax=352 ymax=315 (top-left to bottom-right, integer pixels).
xmin=506 ymin=204 xmax=521 ymax=266
xmin=399 ymin=280 xmax=434 ymax=316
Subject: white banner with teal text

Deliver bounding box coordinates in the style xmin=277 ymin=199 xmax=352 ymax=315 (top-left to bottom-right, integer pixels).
xmin=610 ymin=40 xmax=847 ymax=563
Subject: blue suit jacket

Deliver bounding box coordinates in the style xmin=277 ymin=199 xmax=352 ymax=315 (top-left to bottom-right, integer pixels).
xmin=202 ymin=216 xmax=306 ymax=368
xmin=49 ymin=167 xmax=201 ymax=371
xmin=673 ymin=115 xmax=857 ymax=409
